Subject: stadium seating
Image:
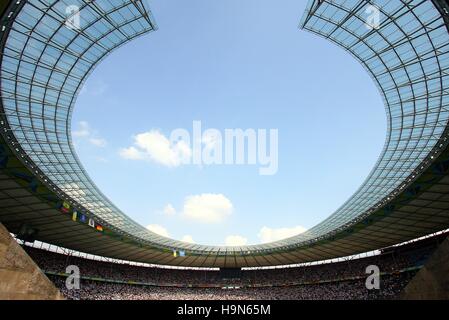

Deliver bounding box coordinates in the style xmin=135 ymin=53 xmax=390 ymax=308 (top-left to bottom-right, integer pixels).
xmin=22 ymin=232 xmax=448 ymax=300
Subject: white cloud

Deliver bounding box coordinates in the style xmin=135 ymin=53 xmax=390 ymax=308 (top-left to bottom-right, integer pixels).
xmin=119 ymin=146 xmax=145 ymax=160
xmin=89 ymin=137 xmax=107 ymax=148
xmin=182 ymin=193 xmax=233 ymax=224
xmin=258 ymin=226 xmax=307 ymax=244
xmin=181 ymin=235 xmax=195 ymax=244
xmin=225 ymin=235 xmax=248 ymax=246
xmin=72 ymin=121 xmax=107 ymax=148
xmin=72 ymin=121 xmax=90 ymax=138
xmin=146 ymin=224 xmax=170 ymax=238
xmin=163 ymin=204 xmax=176 ymax=216
xmin=119 ymin=130 xmax=191 ymax=167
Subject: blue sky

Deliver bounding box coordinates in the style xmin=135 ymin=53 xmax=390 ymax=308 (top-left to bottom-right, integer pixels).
xmin=71 ymin=0 xmax=386 ymax=246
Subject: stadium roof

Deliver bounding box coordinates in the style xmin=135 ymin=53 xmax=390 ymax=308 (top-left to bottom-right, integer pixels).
xmin=1 ymin=0 xmax=449 ymax=267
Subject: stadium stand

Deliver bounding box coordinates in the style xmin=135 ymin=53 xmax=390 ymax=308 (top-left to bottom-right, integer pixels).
xmin=48 ymin=275 xmax=415 ymax=300
xmin=21 ymin=231 xmax=448 ymax=300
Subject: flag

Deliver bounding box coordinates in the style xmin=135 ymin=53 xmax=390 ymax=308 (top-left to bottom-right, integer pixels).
xmin=88 ymin=218 xmax=95 ymax=228
xmin=61 ymin=201 xmax=70 ymax=214
xmin=79 ymin=213 xmax=87 ymax=223
xmin=72 ymin=211 xmax=77 ymax=221
xmin=173 ymin=250 xmax=177 ymax=257
xmin=179 ymin=250 xmax=186 ymax=257
xmin=95 ymin=224 xmax=103 ymax=232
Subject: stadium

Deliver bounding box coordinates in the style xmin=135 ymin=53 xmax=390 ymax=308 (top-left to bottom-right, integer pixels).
xmin=0 ymin=0 xmax=449 ymax=301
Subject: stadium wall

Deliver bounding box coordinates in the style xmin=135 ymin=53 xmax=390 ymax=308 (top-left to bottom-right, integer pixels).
xmin=0 ymin=223 xmax=63 ymax=300
xmin=402 ymin=235 xmax=449 ymax=300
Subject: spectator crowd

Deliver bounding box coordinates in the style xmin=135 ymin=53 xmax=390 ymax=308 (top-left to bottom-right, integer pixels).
xmin=49 ymin=273 xmax=415 ymax=300
xmin=23 ymin=233 xmax=444 ymax=300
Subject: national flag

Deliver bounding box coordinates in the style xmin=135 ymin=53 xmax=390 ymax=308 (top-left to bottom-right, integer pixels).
xmin=79 ymin=213 xmax=87 ymax=223
xmin=88 ymin=218 xmax=95 ymax=228
xmin=72 ymin=211 xmax=77 ymax=221
xmin=179 ymin=250 xmax=186 ymax=257
xmin=61 ymin=201 xmax=70 ymax=213
xmin=95 ymin=224 xmax=103 ymax=232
